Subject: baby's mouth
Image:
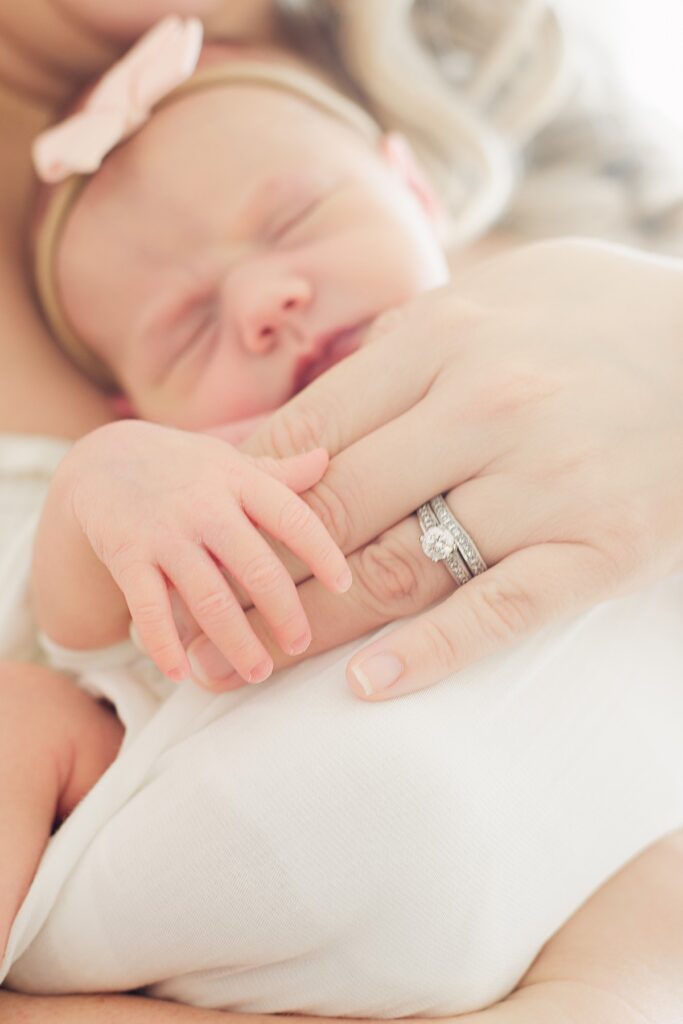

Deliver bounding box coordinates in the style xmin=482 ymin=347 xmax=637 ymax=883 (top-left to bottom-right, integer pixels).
xmin=294 ymin=323 xmax=367 ymax=393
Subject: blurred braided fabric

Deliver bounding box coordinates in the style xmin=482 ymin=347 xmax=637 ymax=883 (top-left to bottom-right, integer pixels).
xmin=276 ymin=0 xmax=683 ymax=255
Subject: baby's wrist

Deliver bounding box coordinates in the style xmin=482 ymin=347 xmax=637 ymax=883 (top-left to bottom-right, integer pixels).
xmin=31 ymin=425 xmax=134 ymax=648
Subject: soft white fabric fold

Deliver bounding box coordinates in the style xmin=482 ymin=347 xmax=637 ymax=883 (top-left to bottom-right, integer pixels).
xmin=1 ymin=434 xmax=682 ymax=1017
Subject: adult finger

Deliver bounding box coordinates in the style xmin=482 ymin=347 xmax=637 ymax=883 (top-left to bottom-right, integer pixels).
xmin=239 ymin=460 xmax=353 ymax=595
xmin=249 ymin=447 xmax=330 ymax=493
xmin=184 ymin=472 xmax=555 ymax=689
xmin=345 ymin=541 xmax=611 ymax=700
xmin=239 ymin=296 xmax=478 ymax=462
xmin=204 ymin=413 xmax=271 ymax=445
xmin=236 ymin=373 xmax=496 ymax=594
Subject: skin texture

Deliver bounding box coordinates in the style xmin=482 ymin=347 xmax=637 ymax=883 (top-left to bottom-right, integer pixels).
xmin=31 ymin=423 xmax=353 ymax=680
xmin=177 ymin=239 xmax=683 ymax=702
xmin=0 ymin=663 xmax=123 ymax=965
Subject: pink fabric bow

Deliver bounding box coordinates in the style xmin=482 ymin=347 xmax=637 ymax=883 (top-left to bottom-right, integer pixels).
xmin=33 ymin=16 xmax=203 ymax=183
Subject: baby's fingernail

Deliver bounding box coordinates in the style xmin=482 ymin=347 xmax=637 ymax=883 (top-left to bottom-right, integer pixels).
xmin=247 ymin=658 xmax=273 ymax=684
xmin=288 ymin=633 xmax=311 ymax=655
xmin=349 ymin=652 xmax=404 ymax=696
xmin=168 ymin=664 xmax=190 ymax=684
xmin=336 ymin=569 xmax=353 ymax=592
xmin=187 ymin=637 xmax=234 ymax=686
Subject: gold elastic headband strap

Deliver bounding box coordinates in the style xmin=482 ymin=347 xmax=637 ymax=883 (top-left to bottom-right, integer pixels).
xmin=33 ymin=59 xmax=381 ymax=391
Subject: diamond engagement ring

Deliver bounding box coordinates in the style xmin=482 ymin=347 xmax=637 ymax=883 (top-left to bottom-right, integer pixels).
xmin=417 ymin=495 xmax=488 ymax=586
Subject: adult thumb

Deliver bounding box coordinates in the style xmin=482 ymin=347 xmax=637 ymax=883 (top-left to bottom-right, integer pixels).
xmin=345 ymin=542 xmax=604 ymax=700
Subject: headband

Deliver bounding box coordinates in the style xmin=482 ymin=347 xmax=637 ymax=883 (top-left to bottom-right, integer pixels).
xmin=32 ymin=16 xmax=381 ymax=391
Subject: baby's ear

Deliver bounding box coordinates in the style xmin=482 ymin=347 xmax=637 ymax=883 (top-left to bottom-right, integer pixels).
xmin=378 ymin=131 xmax=446 ymax=229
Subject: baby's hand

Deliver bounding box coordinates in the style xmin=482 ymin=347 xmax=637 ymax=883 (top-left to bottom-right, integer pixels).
xmin=64 ymin=420 xmax=351 ymax=684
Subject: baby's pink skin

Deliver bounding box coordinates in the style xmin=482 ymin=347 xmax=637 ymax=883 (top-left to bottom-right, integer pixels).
xmin=56 ymin=45 xmax=450 ymax=431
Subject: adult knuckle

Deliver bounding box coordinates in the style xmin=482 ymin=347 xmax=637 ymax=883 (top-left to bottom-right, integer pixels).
xmin=261 ymin=404 xmax=329 ymax=460
xmin=354 ymin=534 xmax=425 ymax=616
xmin=477 ymin=362 xmax=546 ymax=420
xmin=419 ymin=614 xmax=459 ymax=674
xmin=468 ymin=575 xmax=534 ymax=643
xmin=466 ymin=332 xmax=569 ymax=420
xmin=363 ymin=306 xmax=406 ymax=346
xmin=304 ymin=477 xmax=355 ymax=550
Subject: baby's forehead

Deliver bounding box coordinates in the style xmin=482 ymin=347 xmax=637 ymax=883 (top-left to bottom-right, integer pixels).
xmin=35 ymin=41 xmax=374 ymax=230
xmin=148 ymin=70 xmax=370 ymax=151
xmin=62 ymin=82 xmax=375 ymax=298
xmin=94 ymin=81 xmax=376 ymax=234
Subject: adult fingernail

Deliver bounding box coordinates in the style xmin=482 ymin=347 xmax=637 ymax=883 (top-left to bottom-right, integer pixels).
xmin=349 ymin=652 xmax=404 ymax=696
xmin=187 ymin=636 xmax=234 ymax=686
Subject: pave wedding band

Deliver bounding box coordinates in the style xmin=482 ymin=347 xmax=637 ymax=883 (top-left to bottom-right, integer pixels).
xmin=417 ymin=495 xmax=488 ymax=586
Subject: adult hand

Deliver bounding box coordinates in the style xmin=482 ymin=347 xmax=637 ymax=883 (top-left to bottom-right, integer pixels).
xmin=185 ymin=238 xmax=683 ymax=698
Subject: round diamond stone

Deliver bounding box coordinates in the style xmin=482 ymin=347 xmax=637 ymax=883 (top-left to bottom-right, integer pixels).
xmin=420 ymin=525 xmax=455 ymax=561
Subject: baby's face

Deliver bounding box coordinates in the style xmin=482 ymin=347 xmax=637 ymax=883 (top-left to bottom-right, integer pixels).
xmin=57 ymin=59 xmax=449 ymax=429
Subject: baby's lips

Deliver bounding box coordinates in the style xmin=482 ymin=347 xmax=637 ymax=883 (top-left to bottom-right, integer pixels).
xmin=187 ymin=635 xmax=238 ymax=689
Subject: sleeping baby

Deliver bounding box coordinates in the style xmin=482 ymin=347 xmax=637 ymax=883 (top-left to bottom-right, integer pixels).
xmin=4 ymin=16 xmax=683 ymax=1020
xmin=1 ymin=16 xmax=450 ymax=961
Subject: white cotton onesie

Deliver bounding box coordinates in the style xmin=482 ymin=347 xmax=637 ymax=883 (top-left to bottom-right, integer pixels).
xmin=1 ymin=433 xmax=682 ymax=1018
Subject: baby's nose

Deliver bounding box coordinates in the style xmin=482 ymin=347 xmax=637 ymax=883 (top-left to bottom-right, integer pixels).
xmin=239 ymin=273 xmax=314 ymax=354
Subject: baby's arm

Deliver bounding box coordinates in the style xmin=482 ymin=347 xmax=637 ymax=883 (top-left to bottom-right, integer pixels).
xmin=0 ymin=662 xmax=123 ymax=960
xmin=31 ymin=432 xmax=135 ymax=651
xmin=30 ymin=416 xmax=273 ymax=652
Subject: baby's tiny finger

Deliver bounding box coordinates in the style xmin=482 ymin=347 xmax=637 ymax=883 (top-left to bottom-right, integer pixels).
xmin=121 ymin=564 xmax=191 ymax=683
xmin=241 ymin=470 xmax=352 ymax=594
xmin=161 ymin=542 xmax=274 ymax=685
xmin=203 ymin=514 xmax=312 ymax=662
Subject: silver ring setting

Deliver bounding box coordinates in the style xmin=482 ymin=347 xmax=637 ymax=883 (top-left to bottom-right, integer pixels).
xmin=417 ymin=495 xmax=487 ymax=587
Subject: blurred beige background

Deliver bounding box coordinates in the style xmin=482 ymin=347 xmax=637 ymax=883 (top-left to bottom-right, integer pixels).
xmin=560 ymin=0 xmax=683 ymax=135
